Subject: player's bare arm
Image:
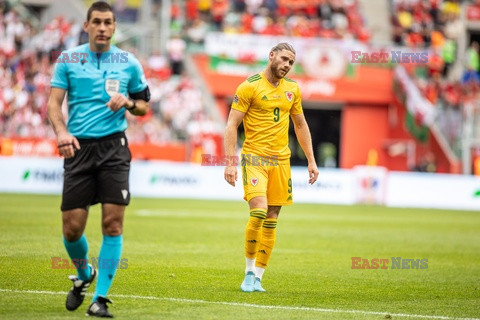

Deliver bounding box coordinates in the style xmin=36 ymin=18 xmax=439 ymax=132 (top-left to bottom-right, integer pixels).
xmin=224 ymin=108 xmax=246 ymax=186
xmin=291 ymin=112 xmax=319 ymax=184
xmin=106 ymin=93 xmax=149 ymax=116
xmin=47 ymin=87 xmax=80 ymax=159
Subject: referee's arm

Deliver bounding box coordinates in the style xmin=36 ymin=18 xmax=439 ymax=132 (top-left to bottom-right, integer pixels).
xmin=47 ymin=87 xmax=80 ymax=158
xmin=126 ymin=85 xmax=151 ymax=116
xmin=124 ymin=98 xmax=148 ymax=116
xmin=106 ymin=93 xmax=149 ymax=116
xmin=47 ymin=87 xmax=68 ymax=136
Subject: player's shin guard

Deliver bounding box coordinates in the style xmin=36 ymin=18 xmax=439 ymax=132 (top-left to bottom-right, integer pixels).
xmin=255 ymin=218 xmax=277 ymax=269
xmin=245 ymin=209 xmax=267 ymax=259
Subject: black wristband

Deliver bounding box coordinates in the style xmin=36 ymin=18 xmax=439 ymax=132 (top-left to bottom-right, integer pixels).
xmin=125 ymin=98 xmax=136 ymax=111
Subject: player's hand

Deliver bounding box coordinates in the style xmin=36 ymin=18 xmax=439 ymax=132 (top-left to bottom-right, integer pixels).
xmin=308 ymin=162 xmax=319 ymax=185
xmin=224 ymin=165 xmax=238 ymax=187
xmin=106 ymin=93 xmax=131 ymax=112
xmin=57 ymin=131 xmax=80 ymax=159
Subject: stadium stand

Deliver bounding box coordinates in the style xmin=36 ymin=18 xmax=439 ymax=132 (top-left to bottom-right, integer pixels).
xmin=1 ymin=0 xmax=480 ymax=172
xmin=1 ymin=0 xmax=369 ymax=157
xmin=389 ymin=0 xmax=480 ymax=162
xmin=182 ymin=0 xmax=370 ymax=41
xmin=0 ymin=6 xmax=215 ymax=147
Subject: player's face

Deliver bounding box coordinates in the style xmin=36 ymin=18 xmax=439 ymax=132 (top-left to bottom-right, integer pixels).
xmin=269 ymin=49 xmax=295 ymax=79
xmin=84 ymin=10 xmax=116 ymax=51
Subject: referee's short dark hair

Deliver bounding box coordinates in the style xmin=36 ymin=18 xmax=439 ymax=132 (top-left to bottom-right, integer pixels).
xmin=271 ymin=43 xmax=295 ymax=55
xmin=87 ymin=1 xmax=115 ymax=22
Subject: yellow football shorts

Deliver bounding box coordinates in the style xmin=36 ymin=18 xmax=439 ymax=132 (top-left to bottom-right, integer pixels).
xmin=241 ymin=154 xmax=293 ymax=206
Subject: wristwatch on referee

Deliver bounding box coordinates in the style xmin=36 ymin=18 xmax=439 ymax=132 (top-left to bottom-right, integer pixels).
xmin=125 ymin=98 xmax=136 ymax=111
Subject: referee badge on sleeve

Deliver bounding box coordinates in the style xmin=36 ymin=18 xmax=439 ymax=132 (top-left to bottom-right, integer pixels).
xmin=105 ymin=79 xmax=120 ymax=97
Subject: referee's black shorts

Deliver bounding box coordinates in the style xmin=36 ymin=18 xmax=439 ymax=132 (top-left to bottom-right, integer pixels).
xmin=61 ymin=131 xmax=132 ymax=211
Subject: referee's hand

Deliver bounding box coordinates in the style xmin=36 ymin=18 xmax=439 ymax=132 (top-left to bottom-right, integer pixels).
xmin=57 ymin=132 xmax=80 ymax=159
xmin=224 ymin=165 xmax=237 ymax=187
xmin=106 ymin=93 xmax=130 ymax=112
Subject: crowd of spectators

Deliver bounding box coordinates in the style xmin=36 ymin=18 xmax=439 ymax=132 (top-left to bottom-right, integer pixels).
xmin=1 ymin=0 xmax=371 ymax=148
xmin=0 ymin=1 xmax=429 ymax=151
xmin=391 ymin=0 xmax=462 ymax=48
xmin=391 ymin=0 xmax=480 ymax=158
xmin=0 ymin=8 xmax=55 ymax=140
xmin=179 ymin=0 xmax=370 ymax=44
xmin=0 ymin=5 xmax=214 ymax=146
xmin=6 ymin=0 xmax=479 ymax=165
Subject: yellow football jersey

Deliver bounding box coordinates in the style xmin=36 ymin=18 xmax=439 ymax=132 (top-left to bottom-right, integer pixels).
xmin=232 ymin=71 xmax=303 ymax=160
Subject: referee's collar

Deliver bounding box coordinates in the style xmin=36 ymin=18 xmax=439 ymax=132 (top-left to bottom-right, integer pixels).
xmin=86 ymin=44 xmax=116 ymax=57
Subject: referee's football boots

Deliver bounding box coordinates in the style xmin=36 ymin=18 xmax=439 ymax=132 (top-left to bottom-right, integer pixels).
xmin=86 ymin=296 xmax=114 ymax=318
xmin=66 ymin=264 xmax=97 ymax=311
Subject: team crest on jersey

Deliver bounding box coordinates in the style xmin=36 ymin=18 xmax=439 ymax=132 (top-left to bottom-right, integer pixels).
xmin=285 ymin=91 xmax=294 ymax=102
xmin=105 ymin=79 xmax=120 ymax=97
xmin=251 ymin=178 xmax=258 ymax=186
xmin=233 ymin=94 xmax=239 ymax=104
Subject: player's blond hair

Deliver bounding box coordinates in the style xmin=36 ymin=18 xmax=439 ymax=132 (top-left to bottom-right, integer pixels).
xmin=271 ymin=43 xmax=295 ymax=55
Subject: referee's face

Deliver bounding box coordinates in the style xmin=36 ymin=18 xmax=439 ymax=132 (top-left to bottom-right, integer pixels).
xmin=84 ymin=10 xmax=116 ymax=52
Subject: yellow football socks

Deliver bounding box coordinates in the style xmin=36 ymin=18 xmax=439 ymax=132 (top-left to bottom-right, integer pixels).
xmin=245 ymin=208 xmax=267 ymax=259
xmin=255 ymin=217 xmax=277 ymax=268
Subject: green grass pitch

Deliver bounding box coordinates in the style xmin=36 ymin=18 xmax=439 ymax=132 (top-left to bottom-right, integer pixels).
xmin=0 ymin=193 xmax=479 ymax=320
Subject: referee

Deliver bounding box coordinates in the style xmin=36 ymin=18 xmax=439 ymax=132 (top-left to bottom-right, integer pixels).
xmin=47 ymin=1 xmax=150 ymax=317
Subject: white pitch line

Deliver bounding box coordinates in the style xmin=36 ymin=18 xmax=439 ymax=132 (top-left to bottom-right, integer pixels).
xmin=0 ymin=288 xmax=478 ymax=320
